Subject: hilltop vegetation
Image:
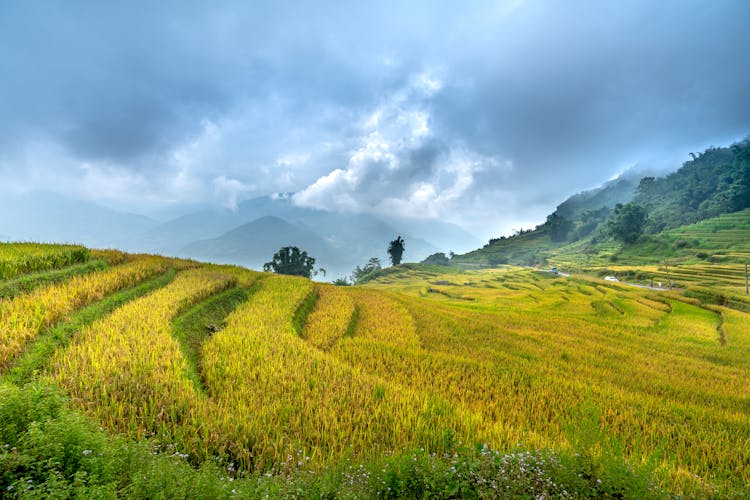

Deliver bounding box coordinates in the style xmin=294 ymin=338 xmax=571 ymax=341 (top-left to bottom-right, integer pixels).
xmin=555 ymin=176 xmax=639 ymax=221
xmin=1 ymin=242 xmax=750 ymax=497
xmin=636 ymin=141 xmax=750 ymax=231
xmin=454 ymin=137 xmax=750 ymax=269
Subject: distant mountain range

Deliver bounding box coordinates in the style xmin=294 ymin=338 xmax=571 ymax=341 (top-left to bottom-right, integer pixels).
xmin=12 ymin=135 xmax=744 ymax=278
xmin=0 ymin=192 xmax=158 ymax=249
xmin=157 ymin=196 xmax=484 ymax=278
xmin=181 ymin=216 xmax=334 ymax=266
xmin=0 ymin=192 xmax=481 ymax=279
xmin=5 ymin=137 xmax=748 ymax=279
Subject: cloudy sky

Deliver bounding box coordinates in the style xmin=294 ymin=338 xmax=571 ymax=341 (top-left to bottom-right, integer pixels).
xmin=1 ymin=0 xmax=749 ymax=239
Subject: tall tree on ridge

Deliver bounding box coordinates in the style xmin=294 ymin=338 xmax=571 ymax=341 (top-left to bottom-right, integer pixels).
xmin=387 ymin=236 xmax=405 ymax=266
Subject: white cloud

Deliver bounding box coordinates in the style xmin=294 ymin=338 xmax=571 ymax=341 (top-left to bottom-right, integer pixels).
xmin=412 ymin=72 xmax=443 ymax=96
xmin=275 ymin=153 xmax=310 ymax=168
xmin=293 ymin=71 xmax=511 ymax=224
xmin=212 ymin=175 xmax=255 ymax=209
xmin=170 ymin=119 xmax=222 ymax=169
xmin=0 ymin=139 xmax=206 ymax=209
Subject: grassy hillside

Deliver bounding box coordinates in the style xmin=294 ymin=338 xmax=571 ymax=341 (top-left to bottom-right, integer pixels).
xmin=2 ymin=242 xmax=750 ymax=497
xmin=634 ymin=141 xmax=750 ymax=231
xmin=457 ymin=207 xmax=750 ymax=285
xmin=453 ymin=227 xmax=554 ymax=267
xmin=544 ymin=208 xmax=750 ymax=299
xmin=454 ymin=138 xmax=750 ymax=271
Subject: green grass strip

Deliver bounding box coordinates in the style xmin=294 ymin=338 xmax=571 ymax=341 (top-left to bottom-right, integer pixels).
xmin=344 ymin=305 xmax=360 ymax=338
xmin=0 ymin=259 xmax=109 ymax=299
xmin=171 ymin=286 xmax=253 ymax=392
xmin=2 ymin=268 xmax=178 ymax=385
xmin=292 ymin=288 xmax=319 ymax=336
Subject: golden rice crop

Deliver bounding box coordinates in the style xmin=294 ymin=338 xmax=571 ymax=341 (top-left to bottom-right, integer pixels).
xmin=301 ymin=284 xmax=355 ymax=350
xmin=0 ymin=242 xmax=89 ymax=280
xmin=6 ymin=239 xmax=748 ymax=494
xmin=50 ymin=268 xmax=237 ymax=439
xmin=89 ymin=248 xmax=130 ymax=265
xmin=348 ymin=289 xmax=420 ymax=348
xmin=199 ymin=262 xmax=262 ymax=287
xmin=199 ymin=275 xmax=482 ymax=471
xmin=360 ymin=266 xmax=750 ymax=489
xmin=88 ymin=248 xmax=200 ymax=270
xmin=0 ymin=255 xmax=171 ymax=367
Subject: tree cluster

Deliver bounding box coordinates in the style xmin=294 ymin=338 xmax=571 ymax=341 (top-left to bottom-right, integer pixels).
xmin=632 ymin=139 xmax=750 ymax=232
xmin=352 ymin=257 xmax=382 ymax=282
xmin=544 ymin=213 xmax=573 ymax=242
xmin=421 ymin=252 xmax=451 ymax=266
xmin=263 ymin=246 xmax=324 ymax=278
xmin=607 ymin=203 xmax=647 ymax=244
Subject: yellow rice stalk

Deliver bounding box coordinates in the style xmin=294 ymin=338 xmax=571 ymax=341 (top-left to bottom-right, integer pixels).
xmin=50 ymin=268 xmax=237 ymax=439
xmin=0 ymin=255 xmax=171 ymax=366
xmin=349 ymin=289 xmax=420 ymax=348
xmin=200 ymin=275 xmax=482 ymax=470
xmin=301 ymin=284 xmax=355 ymax=350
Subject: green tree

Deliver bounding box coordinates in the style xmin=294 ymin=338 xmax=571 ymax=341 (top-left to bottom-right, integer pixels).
xmin=545 ymin=213 xmax=573 ymax=242
xmin=607 ymin=203 xmax=647 ymax=244
xmin=352 ymin=257 xmax=382 ymax=282
xmin=637 ymin=176 xmax=657 ymax=197
xmin=263 ymin=246 xmax=324 ymax=278
xmin=387 ymin=236 xmax=405 ymax=266
xmin=421 ymin=252 xmax=451 ymax=266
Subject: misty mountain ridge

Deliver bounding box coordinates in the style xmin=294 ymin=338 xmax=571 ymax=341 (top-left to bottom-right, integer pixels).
xmin=554 ymin=174 xmax=642 ymax=220
xmin=180 ymin=215 xmax=335 ymax=268
xmin=0 ymin=191 xmax=158 ymax=249
xmin=133 ymin=194 xmax=479 ymax=277
xmin=174 ymin=215 xmax=449 ymax=279
xmin=0 ymin=191 xmax=479 ymax=279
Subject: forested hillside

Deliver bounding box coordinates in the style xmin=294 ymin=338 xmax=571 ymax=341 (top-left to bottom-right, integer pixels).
xmin=453 ymin=137 xmax=750 ymax=268
xmin=635 ymin=139 xmax=750 ymax=231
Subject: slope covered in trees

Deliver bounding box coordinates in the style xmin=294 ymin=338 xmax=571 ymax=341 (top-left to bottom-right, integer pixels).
xmin=453 ymin=137 xmax=750 ymax=268
xmin=635 ymin=139 xmax=750 ymax=231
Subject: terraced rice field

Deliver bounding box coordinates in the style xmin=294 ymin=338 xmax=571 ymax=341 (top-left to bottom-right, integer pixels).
xmin=351 ymin=266 xmax=750 ymax=494
xmin=548 ymin=208 xmax=750 ymax=280
xmin=2 ymin=243 xmax=749 ymax=496
xmin=0 ymin=243 xmax=89 ymax=280
xmin=666 ymin=209 xmax=750 ymax=256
